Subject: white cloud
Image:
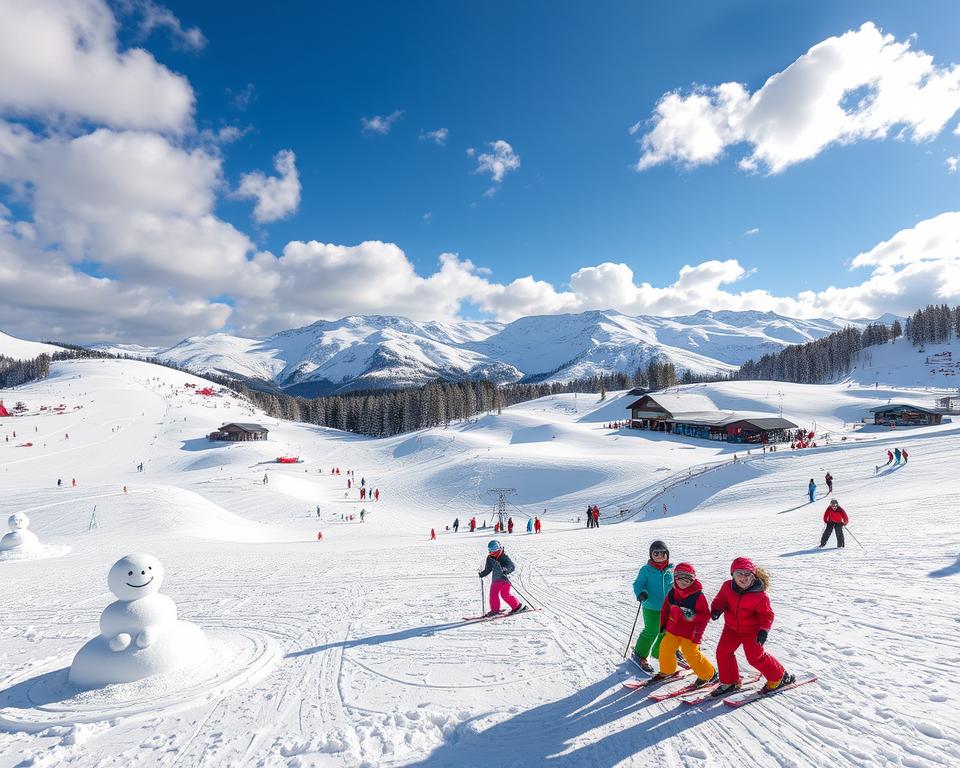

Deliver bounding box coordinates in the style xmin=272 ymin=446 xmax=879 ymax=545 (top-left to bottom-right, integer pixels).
xmin=420 ymin=127 xmax=448 ymax=145
xmin=744 ymin=227 xmax=760 ymax=236
xmin=465 ymin=147 xmax=476 ymax=157
xmin=635 ymin=22 xmax=960 ymax=173
xmin=422 ymin=212 xmax=432 ymax=222
xmin=947 ymin=155 xmax=959 ymax=173
xmin=233 ymin=149 xmax=301 ymax=223
xmin=227 ymin=83 xmax=256 ymax=111
xmin=361 ymin=110 xmax=404 ymax=135
xmin=475 ymin=140 xmax=520 ymax=183
xmin=121 ymin=0 xmax=206 ymax=52
xmin=0 ymin=0 xmax=194 ymax=132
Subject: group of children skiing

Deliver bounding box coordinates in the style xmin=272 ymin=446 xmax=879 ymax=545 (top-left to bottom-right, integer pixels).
xmin=630 ymin=540 xmax=794 ymax=697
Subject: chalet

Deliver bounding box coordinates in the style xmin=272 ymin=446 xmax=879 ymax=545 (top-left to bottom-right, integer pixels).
xmin=209 ymin=423 xmax=269 ymax=442
xmin=869 ymin=404 xmax=946 ymax=427
xmin=626 ymin=392 xmax=798 ymax=444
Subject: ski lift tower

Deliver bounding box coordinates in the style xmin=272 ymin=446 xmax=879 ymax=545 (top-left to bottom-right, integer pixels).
xmin=486 ymin=488 xmax=516 ymax=531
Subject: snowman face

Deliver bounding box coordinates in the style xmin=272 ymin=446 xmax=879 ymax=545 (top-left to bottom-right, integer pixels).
xmin=108 ymin=553 xmax=164 ymax=600
xmin=8 ymin=512 xmax=28 ymax=532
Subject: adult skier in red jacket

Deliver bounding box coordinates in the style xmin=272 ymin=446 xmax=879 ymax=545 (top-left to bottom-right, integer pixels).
xmin=820 ymin=499 xmax=848 ymax=548
xmin=710 ymin=557 xmax=793 ymax=696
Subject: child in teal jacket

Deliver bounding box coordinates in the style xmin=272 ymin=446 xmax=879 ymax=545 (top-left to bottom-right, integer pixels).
xmin=631 ymin=539 xmax=674 ymax=672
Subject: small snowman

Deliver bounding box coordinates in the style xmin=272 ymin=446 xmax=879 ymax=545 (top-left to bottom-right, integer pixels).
xmin=69 ymin=553 xmax=209 ymax=687
xmin=0 ymin=512 xmax=41 ymax=552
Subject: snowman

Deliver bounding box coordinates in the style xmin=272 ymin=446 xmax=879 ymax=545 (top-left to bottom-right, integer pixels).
xmin=0 ymin=512 xmax=42 ymax=552
xmin=69 ymin=553 xmax=210 ymax=687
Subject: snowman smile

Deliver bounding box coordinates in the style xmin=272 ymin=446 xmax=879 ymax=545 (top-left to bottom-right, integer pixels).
xmin=126 ymin=577 xmax=154 ymax=588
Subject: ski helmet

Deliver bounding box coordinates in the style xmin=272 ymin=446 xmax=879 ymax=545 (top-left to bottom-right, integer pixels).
xmin=730 ymin=556 xmax=756 ymax=574
xmin=487 ymin=540 xmax=502 ymax=553
xmin=649 ymin=540 xmax=669 ymax=559
xmin=674 ymin=562 xmax=696 ymax=579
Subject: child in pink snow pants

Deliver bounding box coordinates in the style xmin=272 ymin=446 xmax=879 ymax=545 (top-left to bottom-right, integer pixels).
xmin=478 ymin=539 xmax=523 ymax=617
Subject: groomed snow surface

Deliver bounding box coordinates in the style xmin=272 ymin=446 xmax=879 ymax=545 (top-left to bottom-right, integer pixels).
xmin=1 ymin=345 xmax=958 ymax=767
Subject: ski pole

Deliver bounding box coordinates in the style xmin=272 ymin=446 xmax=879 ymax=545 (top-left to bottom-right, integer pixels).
xmin=844 ymin=525 xmax=865 ymax=550
xmin=509 ymin=581 xmax=537 ymax=610
xmin=624 ymin=602 xmax=642 ymax=659
xmin=480 ymin=574 xmax=486 ymax=615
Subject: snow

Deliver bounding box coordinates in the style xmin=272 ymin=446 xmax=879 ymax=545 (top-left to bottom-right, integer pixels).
xmin=0 ymin=340 xmax=958 ymax=766
xmin=0 ymin=331 xmax=61 ymax=359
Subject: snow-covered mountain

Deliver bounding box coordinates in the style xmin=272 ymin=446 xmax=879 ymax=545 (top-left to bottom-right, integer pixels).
xmin=152 ymin=310 xmax=871 ymax=394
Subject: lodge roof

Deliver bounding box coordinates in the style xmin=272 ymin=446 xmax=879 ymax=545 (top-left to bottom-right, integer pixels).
xmin=218 ymin=423 xmax=269 ymax=433
xmin=868 ymin=404 xmax=944 ymax=415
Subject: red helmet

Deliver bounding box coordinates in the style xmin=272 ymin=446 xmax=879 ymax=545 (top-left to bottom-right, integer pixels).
xmin=730 ymin=557 xmax=756 ymax=574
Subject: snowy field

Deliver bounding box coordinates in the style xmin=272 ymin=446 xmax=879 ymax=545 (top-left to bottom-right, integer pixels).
xmin=1 ymin=346 xmax=959 ymax=767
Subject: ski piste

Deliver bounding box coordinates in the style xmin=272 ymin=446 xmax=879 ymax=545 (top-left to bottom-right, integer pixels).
xmin=650 ymin=673 xmax=761 ymax=703
xmin=722 ymin=674 xmax=817 ymax=708
xmin=622 ymin=670 xmax=690 ymax=690
xmin=462 ymin=606 xmax=539 ymax=622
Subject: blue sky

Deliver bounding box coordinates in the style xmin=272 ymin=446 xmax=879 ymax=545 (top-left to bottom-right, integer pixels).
xmin=1 ymin=1 xmax=959 ymax=343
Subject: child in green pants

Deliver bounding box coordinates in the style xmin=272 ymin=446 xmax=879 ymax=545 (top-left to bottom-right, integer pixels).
xmin=631 ymin=540 xmax=674 ymax=672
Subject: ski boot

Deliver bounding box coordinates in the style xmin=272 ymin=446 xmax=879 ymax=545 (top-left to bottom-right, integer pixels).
xmin=483 ymin=609 xmax=504 ymax=618
xmin=631 ymin=653 xmax=654 ymax=673
xmin=760 ymin=672 xmax=795 ymax=695
xmin=509 ymin=603 xmax=526 ymax=615
xmin=710 ymin=680 xmax=742 ymax=697
xmin=691 ymin=671 xmax=718 ymax=689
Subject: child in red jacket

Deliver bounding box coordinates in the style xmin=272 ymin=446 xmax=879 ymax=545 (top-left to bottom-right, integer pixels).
xmin=710 ymin=557 xmax=794 ymax=696
xmin=820 ymin=499 xmax=848 ymax=548
xmin=651 ymin=562 xmax=716 ymax=687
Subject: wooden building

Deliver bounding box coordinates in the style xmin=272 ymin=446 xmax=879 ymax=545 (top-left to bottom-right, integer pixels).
xmin=209 ymin=423 xmax=269 ymax=442
xmin=869 ymin=404 xmax=945 ymax=427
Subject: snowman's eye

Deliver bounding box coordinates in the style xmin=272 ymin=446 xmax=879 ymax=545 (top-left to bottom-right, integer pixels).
xmin=148 ymin=566 xmax=152 ymax=570
xmin=128 ymin=571 xmax=133 ymax=576
xmin=141 ymin=570 xmax=145 ymax=575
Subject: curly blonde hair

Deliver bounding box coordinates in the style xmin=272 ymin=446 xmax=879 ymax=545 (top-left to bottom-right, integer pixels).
xmin=754 ymin=567 xmax=771 ymax=591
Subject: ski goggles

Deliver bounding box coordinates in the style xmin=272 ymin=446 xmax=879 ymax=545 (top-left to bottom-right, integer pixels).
xmin=674 ymin=573 xmax=695 ymax=583
xmin=651 ymin=549 xmax=668 ymax=556
xmin=732 ymin=569 xmax=755 ymax=578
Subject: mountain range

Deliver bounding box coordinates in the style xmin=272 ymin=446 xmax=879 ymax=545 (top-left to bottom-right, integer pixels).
xmin=84 ymin=310 xmax=890 ymax=396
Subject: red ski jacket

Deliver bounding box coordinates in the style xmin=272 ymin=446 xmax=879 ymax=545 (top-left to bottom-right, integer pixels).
xmin=660 ymin=579 xmax=711 ymax=644
xmin=823 ymin=504 xmax=848 ymax=524
xmin=710 ymin=579 xmax=775 ymax=637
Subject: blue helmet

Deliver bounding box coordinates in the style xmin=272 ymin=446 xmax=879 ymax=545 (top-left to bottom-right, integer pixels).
xmin=487 ymin=539 xmax=502 ymax=553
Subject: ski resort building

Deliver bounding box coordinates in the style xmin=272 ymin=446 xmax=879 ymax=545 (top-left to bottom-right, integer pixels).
xmin=869 ymin=404 xmax=946 ymax=427
xmin=209 ymin=423 xmax=269 ymax=442
xmin=626 ymin=392 xmax=798 ymax=444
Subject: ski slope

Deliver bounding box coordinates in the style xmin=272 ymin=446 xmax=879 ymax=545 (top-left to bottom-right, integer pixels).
xmin=0 ymin=352 xmax=958 ymax=767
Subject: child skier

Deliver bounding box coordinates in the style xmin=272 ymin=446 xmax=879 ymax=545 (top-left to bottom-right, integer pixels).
xmin=478 ymin=540 xmax=524 ymax=617
xmin=894 ymin=447 xmax=901 ymax=465
xmin=901 ymin=448 xmax=909 ymax=463
xmin=807 ymin=478 xmax=816 ymax=503
xmin=651 ymin=562 xmax=716 ymax=687
xmin=824 ymin=472 xmax=833 ymax=493
xmin=630 ymin=540 xmax=674 ymax=672
xmin=820 ymin=499 xmax=848 ymax=548
xmin=710 ymin=557 xmax=794 ymax=696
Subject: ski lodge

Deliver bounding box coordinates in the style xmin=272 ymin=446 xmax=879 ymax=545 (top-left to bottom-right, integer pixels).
xmin=625 ymin=391 xmax=798 ymax=444
xmin=209 ymin=423 xmax=269 ymax=442
xmin=868 ymin=404 xmax=946 ymax=427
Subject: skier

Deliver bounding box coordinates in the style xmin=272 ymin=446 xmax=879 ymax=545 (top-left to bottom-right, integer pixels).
xmin=453 ymin=517 xmax=459 ymax=532
xmin=57 ymin=478 xmax=62 ymax=487
xmin=430 ymin=528 xmax=436 ymax=540
xmin=631 ymin=540 xmax=674 ymax=672
xmin=534 ymin=517 xmax=541 ymax=534
xmin=526 ymin=517 xmax=533 ymax=533
xmin=820 ymin=499 xmax=848 ymax=548
xmin=374 ymin=488 xmax=379 ymax=501
xmin=650 ymin=562 xmax=717 ymax=688
xmin=894 ymin=447 xmax=902 ymax=465
xmin=316 ymin=505 xmax=321 ymax=517
xmin=72 ymin=478 xmax=76 ymax=487
xmin=886 ymin=450 xmax=894 ymax=465
xmin=360 ymin=509 xmax=366 ymax=523
xmin=263 ymin=473 xmax=268 ymax=485
xmin=507 ymin=517 xmax=514 ymax=534
xmin=360 ymin=487 xmax=366 ymax=500
xmin=807 ymin=478 xmax=816 ymax=503
xmin=347 ymin=478 xmax=352 ymax=489
xmin=901 ymin=448 xmax=909 ymax=463
xmin=478 ymin=540 xmax=524 ymax=617
xmin=361 ymin=476 xmax=365 ymax=487
xmin=469 ymin=517 xmax=477 ymax=533
xmin=710 ymin=557 xmax=794 ymax=696
xmin=586 ymin=505 xmax=594 ymax=529
xmin=824 ymin=472 xmax=833 ymax=494
xmin=592 ymin=505 xmax=600 ymax=527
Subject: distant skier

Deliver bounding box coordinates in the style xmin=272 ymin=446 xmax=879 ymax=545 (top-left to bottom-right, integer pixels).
xmin=347 ymin=478 xmax=351 ymax=489
xmin=316 ymin=505 xmax=321 ymax=517
xmin=820 ymin=499 xmax=848 ymax=548
xmin=478 ymin=540 xmax=524 ymax=617
xmin=585 ymin=505 xmax=594 ymax=529
xmin=57 ymin=478 xmax=62 ymax=487
xmin=650 ymin=562 xmax=716 ymax=688
xmin=360 ymin=487 xmax=365 ymax=500
xmin=469 ymin=516 xmax=477 ymax=533
xmin=901 ymin=448 xmax=909 ymax=463
xmin=526 ymin=517 xmax=533 ymax=533
xmin=592 ymin=505 xmax=600 ymax=527
xmin=430 ymin=528 xmax=436 ymax=541
xmin=263 ymin=473 xmax=269 ymax=485
xmin=72 ymin=478 xmax=76 ymax=488
xmin=807 ymin=479 xmax=816 ymax=503
xmin=361 ymin=476 xmax=365 ymax=487
xmin=631 ymin=540 xmax=674 ymax=673
xmin=894 ymin=447 xmax=901 ymax=465
xmin=453 ymin=517 xmax=459 ymax=532
xmin=507 ymin=517 xmax=514 ymax=534
xmin=374 ymin=488 xmax=379 ymax=502
xmin=360 ymin=509 xmax=366 ymax=523
xmin=824 ymin=472 xmax=833 ymax=494
xmin=710 ymin=558 xmax=794 ymax=696
xmin=534 ymin=517 xmax=541 ymax=534
xmin=886 ymin=450 xmax=894 ymax=466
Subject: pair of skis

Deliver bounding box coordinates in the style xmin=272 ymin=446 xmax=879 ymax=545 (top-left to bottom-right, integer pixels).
xmin=462 ymin=606 xmax=539 ymax=622
xmin=622 ymin=668 xmax=816 ymax=706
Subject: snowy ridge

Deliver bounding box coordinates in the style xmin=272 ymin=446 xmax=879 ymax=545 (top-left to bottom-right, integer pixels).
xmin=152 ymin=309 xmax=867 ymax=393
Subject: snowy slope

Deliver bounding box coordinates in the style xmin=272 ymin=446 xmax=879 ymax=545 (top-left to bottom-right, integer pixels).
xmin=0 ymin=331 xmax=62 ymax=359
xmin=154 ymin=310 xmax=865 ymax=393
xmin=0 ymin=341 xmax=958 ymax=767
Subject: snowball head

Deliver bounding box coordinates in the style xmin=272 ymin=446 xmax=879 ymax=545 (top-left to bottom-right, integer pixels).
xmin=8 ymin=512 xmax=28 ymax=532
xmin=108 ymin=553 xmax=164 ymax=601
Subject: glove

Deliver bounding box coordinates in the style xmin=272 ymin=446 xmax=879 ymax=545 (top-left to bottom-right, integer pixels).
xmin=756 ymin=629 xmax=768 ymax=645
xmin=478 ymin=572 xmax=484 ymax=578
xmin=637 ymin=591 xmax=648 ymax=603
xmin=710 ymin=610 xmax=722 ymax=621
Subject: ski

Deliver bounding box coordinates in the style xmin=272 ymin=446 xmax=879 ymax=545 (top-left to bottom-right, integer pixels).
xmin=652 ymin=674 xmax=760 ymax=702
xmin=670 ymin=674 xmax=762 ymax=705
xmin=622 ymin=670 xmax=689 ymax=690
xmin=722 ymin=674 xmax=817 ymax=708
xmin=462 ymin=607 xmax=540 ymax=622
